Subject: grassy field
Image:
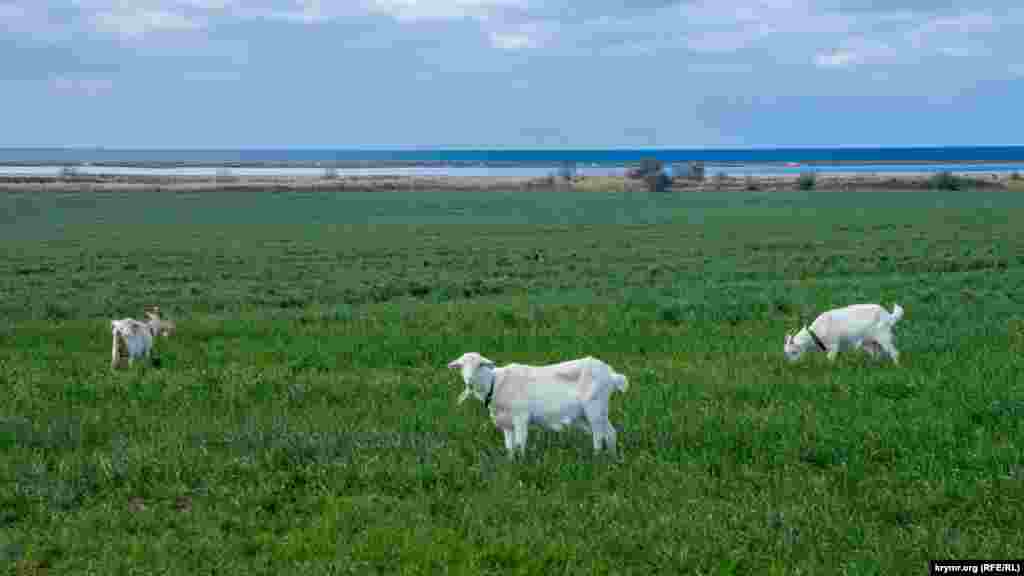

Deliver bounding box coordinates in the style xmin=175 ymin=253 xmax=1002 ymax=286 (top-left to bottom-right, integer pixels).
xmin=2 ymin=188 xmax=1023 ymax=574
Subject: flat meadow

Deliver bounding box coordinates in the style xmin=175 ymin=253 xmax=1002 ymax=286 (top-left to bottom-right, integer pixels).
xmin=2 ymin=187 xmax=1023 ymax=574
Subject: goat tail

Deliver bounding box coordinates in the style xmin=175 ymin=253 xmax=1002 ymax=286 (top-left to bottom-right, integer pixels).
xmin=890 ymin=303 xmax=904 ymax=325
xmin=111 ymin=322 xmax=121 ymax=368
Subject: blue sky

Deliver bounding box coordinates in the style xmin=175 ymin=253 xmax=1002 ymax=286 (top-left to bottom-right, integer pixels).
xmin=2 ymin=0 xmax=1022 ymax=148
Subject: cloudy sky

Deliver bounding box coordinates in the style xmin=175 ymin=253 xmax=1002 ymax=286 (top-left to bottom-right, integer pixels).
xmin=2 ymin=0 xmax=1022 ymax=148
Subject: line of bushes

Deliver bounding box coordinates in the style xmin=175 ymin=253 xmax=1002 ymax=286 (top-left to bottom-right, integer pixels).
xmin=626 ymin=158 xmax=671 ymax=192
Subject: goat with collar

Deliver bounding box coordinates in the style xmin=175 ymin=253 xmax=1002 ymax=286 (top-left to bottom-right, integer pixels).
xmin=110 ymin=307 xmax=175 ymax=369
xmin=448 ymin=352 xmax=629 ymax=458
xmin=784 ymin=303 xmax=904 ymax=364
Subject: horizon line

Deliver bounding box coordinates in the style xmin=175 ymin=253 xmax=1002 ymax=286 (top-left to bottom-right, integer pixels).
xmin=2 ymin=144 xmax=1024 ymax=152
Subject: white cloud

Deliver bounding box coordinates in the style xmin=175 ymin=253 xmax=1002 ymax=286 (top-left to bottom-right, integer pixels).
xmin=489 ymin=31 xmax=535 ymax=50
xmin=369 ymin=0 xmax=525 ymax=22
xmin=178 ymin=0 xmax=233 ymax=7
xmin=813 ymin=37 xmax=896 ymax=69
xmin=87 ymin=3 xmax=205 ymax=38
xmin=6 ymin=0 xmax=1023 ymax=94
xmin=1 ymin=1 xmax=72 ymax=41
xmin=232 ymin=0 xmax=526 ymax=24
xmin=937 ymin=46 xmax=970 ymax=57
xmin=907 ymin=12 xmax=996 ymax=56
xmin=486 ymin=20 xmax=556 ymax=50
xmin=216 ymin=1 xmax=373 ymax=24
xmin=259 ymin=0 xmax=330 ymax=23
xmin=677 ymin=0 xmax=854 ymax=55
xmin=0 ymin=2 xmax=26 ymax=20
xmin=51 ymin=76 xmax=114 ymax=97
xmin=925 ymin=12 xmax=995 ymax=34
xmin=814 ymin=49 xmax=861 ymax=68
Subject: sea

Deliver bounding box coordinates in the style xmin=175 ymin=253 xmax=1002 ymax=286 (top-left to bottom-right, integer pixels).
xmin=2 ymin=146 xmax=1023 ymax=177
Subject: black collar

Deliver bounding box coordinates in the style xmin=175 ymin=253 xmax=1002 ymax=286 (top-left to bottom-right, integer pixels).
xmin=482 ymin=371 xmax=495 ymax=409
xmin=807 ymin=327 xmax=828 ymax=352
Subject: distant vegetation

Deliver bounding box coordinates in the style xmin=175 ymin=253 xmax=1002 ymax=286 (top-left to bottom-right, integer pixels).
xmin=1009 ymin=172 xmax=1024 ymax=191
xmin=930 ymin=171 xmax=962 ymax=191
xmin=627 ymin=157 xmax=671 ymax=192
xmin=798 ymin=172 xmax=817 ymax=190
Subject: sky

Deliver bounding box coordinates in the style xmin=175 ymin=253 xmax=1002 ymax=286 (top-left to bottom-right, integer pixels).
xmin=1 ymin=0 xmax=1022 ymax=149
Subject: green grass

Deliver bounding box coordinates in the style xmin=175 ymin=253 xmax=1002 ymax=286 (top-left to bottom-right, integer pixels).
xmin=2 ymin=189 xmax=1024 ymax=574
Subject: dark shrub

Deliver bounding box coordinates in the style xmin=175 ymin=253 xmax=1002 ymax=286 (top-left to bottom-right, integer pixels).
xmin=645 ymin=171 xmax=671 ymax=192
xmin=657 ymin=301 xmax=688 ymax=324
xmin=626 ymin=157 xmax=670 ymax=191
xmin=798 ymin=172 xmax=816 ymax=190
xmin=930 ymin=171 xmax=961 ymax=191
xmin=627 ymin=157 xmax=664 ymax=179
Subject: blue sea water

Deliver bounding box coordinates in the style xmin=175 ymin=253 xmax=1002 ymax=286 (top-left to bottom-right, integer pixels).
xmin=2 ymin=146 xmax=1024 ymax=166
xmin=2 ymin=146 xmax=1024 ymax=177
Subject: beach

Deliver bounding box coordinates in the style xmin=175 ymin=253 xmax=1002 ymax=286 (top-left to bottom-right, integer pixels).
xmin=0 ymin=170 xmax=1019 ymax=193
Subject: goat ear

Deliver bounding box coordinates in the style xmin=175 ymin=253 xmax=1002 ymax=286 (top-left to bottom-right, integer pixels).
xmin=447 ymin=360 xmax=462 ymax=369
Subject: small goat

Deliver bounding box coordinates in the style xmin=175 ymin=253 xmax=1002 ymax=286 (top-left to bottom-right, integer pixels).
xmin=447 ymin=352 xmax=629 ymax=458
xmin=784 ymin=303 xmax=904 ymax=364
xmin=111 ymin=307 xmax=175 ymax=369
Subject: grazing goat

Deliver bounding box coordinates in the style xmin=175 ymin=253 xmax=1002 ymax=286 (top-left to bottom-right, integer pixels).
xmin=110 ymin=307 xmax=175 ymax=369
xmin=784 ymin=303 xmax=904 ymax=364
xmin=447 ymin=352 xmax=629 ymax=458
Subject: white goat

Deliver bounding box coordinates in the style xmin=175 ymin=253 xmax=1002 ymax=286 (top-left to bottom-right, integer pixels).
xmin=784 ymin=303 xmax=904 ymax=364
xmin=447 ymin=352 xmax=629 ymax=457
xmin=110 ymin=307 xmax=175 ymax=369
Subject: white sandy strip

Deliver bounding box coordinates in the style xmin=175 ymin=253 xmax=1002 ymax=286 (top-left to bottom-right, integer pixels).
xmin=2 ymin=163 xmax=1022 ymax=178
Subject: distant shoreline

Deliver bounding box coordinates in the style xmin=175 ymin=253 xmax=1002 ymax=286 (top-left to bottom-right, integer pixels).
xmin=3 ymin=160 xmax=1024 ymax=182
xmin=3 ymin=159 xmax=1024 ymax=169
xmin=4 ymin=144 xmax=1024 ymax=168
xmin=1 ymin=172 xmax=1019 ymax=193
